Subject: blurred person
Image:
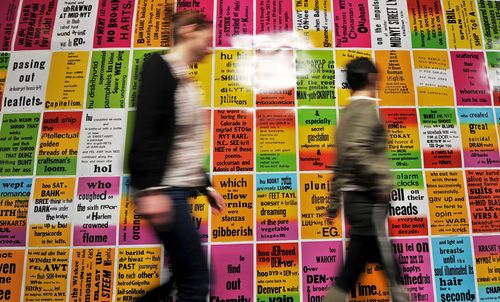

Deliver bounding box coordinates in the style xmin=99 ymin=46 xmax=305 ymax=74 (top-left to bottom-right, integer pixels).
xmin=128 ymin=10 xmax=225 ymax=302
xmin=325 ymin=58 xmax=410 ymax=302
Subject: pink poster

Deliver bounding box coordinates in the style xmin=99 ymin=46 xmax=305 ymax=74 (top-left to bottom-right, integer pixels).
xmin=392 ymin=238 xmax=435 ymax=302
xmin=334 ymin=0 xmax=371 ymax=48
xmin=216 ymin=0 xmax=253 ymax=47
xmin=74 ymin=177 xmax=120 ymax=246
xmin=0 ymin=0 xmax=20 ymax=51
xmin=256 ymin=0 xmax=293 ymax=34
xmin=451 ymin=51 xmax=492 ymax=106
xmin=210 ymin=244 xmax=253 ymax=301
xmin=177 ymin=0 xmax=214 ymax=22
xmin=94 ymin=0 xmax=134 ymax=48
xmin=15 ymin=0 xmax=58 ymax=50
xmin=301 ymin=241 xmax=343 ymax=301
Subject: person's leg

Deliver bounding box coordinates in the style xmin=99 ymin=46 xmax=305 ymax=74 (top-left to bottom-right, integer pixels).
xmin=325 ymin=235 xmax=370 ymax=302
xmin=372 ymin=203 xmax=410 ymax=302
xmin=163 ymin=189 xmax=209 ymax=301
xmin=136 ymin=189 xmax=209 ymax=302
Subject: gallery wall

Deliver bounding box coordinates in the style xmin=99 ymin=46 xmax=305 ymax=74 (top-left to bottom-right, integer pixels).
xmin=0 ymin=0 xmax=499 ymax=301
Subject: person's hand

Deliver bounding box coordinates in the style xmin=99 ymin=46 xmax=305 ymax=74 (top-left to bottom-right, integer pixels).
xmin=206 ymin=189 xmax=226 ymax=214
xmin=135 ymin=194 xmax=174 ymax=227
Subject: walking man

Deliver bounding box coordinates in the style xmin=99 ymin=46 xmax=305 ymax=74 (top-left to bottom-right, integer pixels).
xmin=326 ymin=58 xmax=410 ymax=302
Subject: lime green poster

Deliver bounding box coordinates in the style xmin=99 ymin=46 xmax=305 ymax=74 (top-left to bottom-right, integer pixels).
xmin=87 ymin=50 xmax=130 ymax=109
xmin=296 ymin=50 xmax=335 ymax=107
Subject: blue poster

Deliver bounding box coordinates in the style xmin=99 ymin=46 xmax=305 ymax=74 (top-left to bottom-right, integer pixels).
xmin=432 ymin=237 xmax=476 ymax=302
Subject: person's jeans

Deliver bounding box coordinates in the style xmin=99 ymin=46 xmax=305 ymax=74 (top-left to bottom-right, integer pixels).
xmin=136 ymin=188 xmax=209 ymax=302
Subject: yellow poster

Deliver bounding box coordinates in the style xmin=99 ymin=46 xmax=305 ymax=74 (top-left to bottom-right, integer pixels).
xmin=24 ymin=249 xmax=69 ymax=301
xmin=45 ymin=51 xmax=89 ymax=110
xmin=426 ymin=170 xmax=469 ymax=235
xmin=0 ymin=53 xmax=8 ymax=102
xmin=335 ymin=50 xmax=373 ymax=107
xmin=295 ymin=0 xmax=333 ymax=48
xmin=188 ymin=194 xmax=210 ymax=242
xmin=300 ymin=173 xmax=342 ymax=239
xmin=442 ymin=0 xmax=483 ymax=49
xmin=29 ymin=178 xmax=74 ymax=247
xmin=214 ymin=50 xmax=253 ymax=107
xmin=190 ymin=53 xmax=212 ymax=107
xmin=134 ymin=0 xmax=175 ymax=47
xmin=212 ymin=174 xmax=254 ymax=242
xmin=116 ymin=247 xmax=161 ymax=302
xmin=413 ymin=50 xmax=455 ymax=106
xmin=376 ymin=50 xmax=416 ymax=106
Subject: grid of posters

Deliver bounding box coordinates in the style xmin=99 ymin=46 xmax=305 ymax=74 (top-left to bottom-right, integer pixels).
xmin=0 ymin=0 xmax=499 ymax=300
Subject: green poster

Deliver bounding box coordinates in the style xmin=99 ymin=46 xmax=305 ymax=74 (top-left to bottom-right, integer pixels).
xmin=87 ymin=50 xmax=130 ymax=108
xmin=296 ymin=50 xmax=335 ymax=107
xmin=486 ymin=52 xmax=500 ymax=106
xmin=478 ymin=0 xmax=500 ymax=50
xmin=298 ymin=108 xmax=336 ymax=171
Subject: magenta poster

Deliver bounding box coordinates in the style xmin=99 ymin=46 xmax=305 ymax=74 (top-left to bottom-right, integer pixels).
xmin=392 ymin=238 xmax=434 ymax=302
xmin=334 ymin=0 xmax=371 ymax=48
xmin=93 ymin=0 xmax=134 ymax=48
xmin=0 ymin=0 xmax=20 ymax=51
xmin=177 ymin=0 xmax=214 ymax=22
xmin=211 ymin=244 xmax=253 ymax=302
xmin=473 ymin=235 xmax=500 ymax=301
xmin=74 ymin=177 xmax=120 ymax=246
xmin=256 ymin=0 xmax=293 ymax=34
xmin=216 ymin=0 xmax=253 ymax=47
xmin=301 ymin=241 xmax=343 ymax=301
xmin=15 ymin=0 xmax=58 ymax=50
xmin=451 ymin=51 xmax=492 ymax=106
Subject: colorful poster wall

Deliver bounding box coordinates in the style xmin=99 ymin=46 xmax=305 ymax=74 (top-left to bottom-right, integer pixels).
xmin=0 ymin=0 xmax=498 ymax=301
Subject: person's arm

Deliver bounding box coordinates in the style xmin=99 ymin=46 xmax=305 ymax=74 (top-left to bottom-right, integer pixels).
xmin=327 ymin=172 xmax=342 ymax=218
xmin=128 ymin=54 xmax=177 ymax=190
xmin=128 ymin=54 xmax=179 ymax=226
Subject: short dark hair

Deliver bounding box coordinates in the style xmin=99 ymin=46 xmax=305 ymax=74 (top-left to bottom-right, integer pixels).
xmin=173 ymin=10 xmax=210 ymax=43
xmin=346 ymin=58 xmax=378 ymax=92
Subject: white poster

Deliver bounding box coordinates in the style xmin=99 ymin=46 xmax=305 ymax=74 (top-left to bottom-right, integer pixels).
xmin=369 ymin=0 xmax=411 ymax=49
xmin=51 ymin=0 xmax=99 ymax=50
xmin=3 ymin=51 xmax=51 ymax=113
xmin=78 ymin=109 xmax=126 ymax=176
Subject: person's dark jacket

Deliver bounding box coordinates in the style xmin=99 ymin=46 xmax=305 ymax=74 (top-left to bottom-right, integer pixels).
xmin=328 ymin=98 xmax=393 ymax=225
xmin=128 ymin=53 xmax=209 ymax=191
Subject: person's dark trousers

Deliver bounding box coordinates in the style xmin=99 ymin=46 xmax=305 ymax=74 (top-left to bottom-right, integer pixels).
xmin=331 ymin=191 xmax=409 ymax=302
xmin=335 ymin=234 xmax=401 ymax=293
xmin=136 ymin=188 xmax=209 ymax=302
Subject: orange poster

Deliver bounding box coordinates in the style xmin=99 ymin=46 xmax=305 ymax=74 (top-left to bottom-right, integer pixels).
xmin=376 ymin=50 xmax=416 ymax=106
xmin=0 ymin=250 xmax=24 ymax=302
xmin=70 ymin=248 xmax=115 ymax=302
xmin=211 ymin=174 xmax=254 ymax=242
